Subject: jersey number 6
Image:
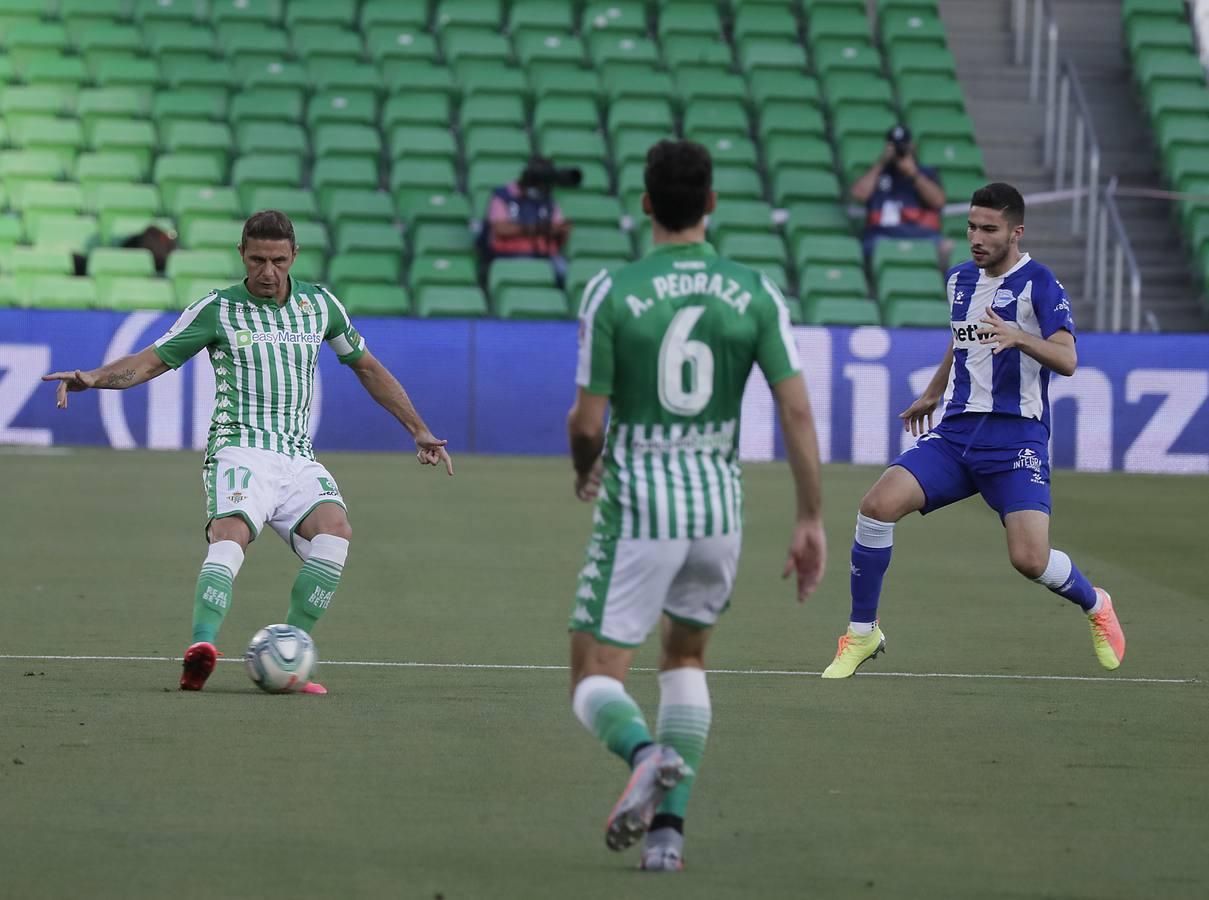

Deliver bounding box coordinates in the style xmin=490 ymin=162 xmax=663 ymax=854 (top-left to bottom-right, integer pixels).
xmin=657 ymin=306 xmax=714 ymax=417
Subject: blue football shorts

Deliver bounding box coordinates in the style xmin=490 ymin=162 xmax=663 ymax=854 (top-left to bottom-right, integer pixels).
xmin=892 ymin=430 xmax=1052 ymax=520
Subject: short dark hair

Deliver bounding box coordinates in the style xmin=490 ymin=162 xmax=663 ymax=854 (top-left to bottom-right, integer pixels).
xmin=644 ymin=140 xmax=712 ymax=232
xmin=241 ymin=210 xmax=296 ymax=248
xmin=970 ymin=182 xmax=1025 ymax=227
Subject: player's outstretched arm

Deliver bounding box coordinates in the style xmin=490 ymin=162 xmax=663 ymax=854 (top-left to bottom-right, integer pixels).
xmin=567 ymin=388 xmax=608 ymax=501
xmin=349 ymin=350 xmax=453 ymax=475
xmin=773 ymin=374 xmax=826 ymax=602
xmin=899 ymin=342 xmax=954 ymax=436
xmin=42 ymin=345 xmax=169 ymax=409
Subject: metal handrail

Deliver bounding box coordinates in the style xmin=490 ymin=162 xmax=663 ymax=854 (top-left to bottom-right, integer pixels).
xmin=1011 ymin=0 xmax=1146 ymax=332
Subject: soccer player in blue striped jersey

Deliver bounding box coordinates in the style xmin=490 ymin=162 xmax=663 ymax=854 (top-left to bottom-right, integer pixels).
xmin=43 ymin=211 xmax=454 ymax=692
xmin=821 ymin=183 xmax=1125 ymax=678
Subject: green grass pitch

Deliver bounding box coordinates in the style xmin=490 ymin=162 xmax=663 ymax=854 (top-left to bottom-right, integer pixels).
xmin=3 ymin=448 xmax=1207 ymax=900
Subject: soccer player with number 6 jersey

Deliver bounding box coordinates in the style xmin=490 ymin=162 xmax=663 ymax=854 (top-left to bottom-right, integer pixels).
xmin=821 ymin=183 xmax=1126 ymax=679
xmin=42 ymin=211 xmax=454 ymax=693
xmin=565 ymin=141 xmax=827 ymax=872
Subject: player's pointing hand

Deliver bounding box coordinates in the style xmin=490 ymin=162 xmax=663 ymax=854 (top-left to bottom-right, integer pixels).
xmin=415 ymin=431 xmax=454 ymax=475
xmin=42 ymin=369 xmax=95 ymax=409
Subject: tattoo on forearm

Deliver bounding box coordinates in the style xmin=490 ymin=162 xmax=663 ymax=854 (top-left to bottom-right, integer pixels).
xmin=97 ymin=368 xmax=137 ymax=388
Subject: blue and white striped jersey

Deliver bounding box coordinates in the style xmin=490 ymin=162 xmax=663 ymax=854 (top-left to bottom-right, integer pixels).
xmin=942 ymin=253 xmax=1074 ymax=432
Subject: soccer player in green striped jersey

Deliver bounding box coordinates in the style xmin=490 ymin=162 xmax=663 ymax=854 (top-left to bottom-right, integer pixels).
xmin=43 ymin=211 xmax=453 ymax=693
xmin=565 ymin=141 xmax=827 ymax=871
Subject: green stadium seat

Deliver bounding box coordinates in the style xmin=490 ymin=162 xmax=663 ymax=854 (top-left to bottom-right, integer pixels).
xmin=14 ymin=181 xmax=85 ymax=217
xmin=801 ymin=295 xmax=881 ymax=325
xmin=468 ymin=159 xmax=528 ymax=196
xmin=323 ymin=189 xmax=396 ymax=228
xmin=733 ymin=5 xmax=798 ymax=42
xmin=291 ymin=249 xmax=328 ymax=282
xmin=410 ymin=222 xmax=477 ymax=257
xmin=100 ymin=215 xmax=175 ymax=245
xmin=234 ymin=59 xmax=307 ymax=90
xmin=567 ymin=226 xmax=633 ymax=260
xmin=588 ymin=33 xmax=660 ymax=68
xmin=664 ymin=35 xmax=733 ymax=71
xmin=286 ymin=0 xmax=358 ymax=28
xmin=160 ymin=120 xmax=234 ymax=169
xmin=247 ymin=187 xmax=319 ymax=222
xmin=833 ymin=104 xmax=897 ymax=144
xmin=389 ymin=125 xmax=457 ymax=163
xmin=785 ymin=201 xmax=853 ymax=238
xmin=582 ymin=1 xmax=647 ymax=36
xmin=210 ymin=0 xmax=282 ymax=27
xmin=397 ymin=190 xmax=472 ymax=226
xmin=799 ymin=263 xmax=869 ymax=301
xmin=876 ymin=264 xmax=944 ymax=304
xmin=882 ymin=297 xmax=949 ymax=327
xmin=150 ymin=90 xmax=230 ymax=126
xmin=142 ymin=21 xmax=213 ymax=58
xmin=607 ymin=98 xmax=675 ymax=135
xmin=327 ymin=251 xmax=402 ymax=287
xmin=366 ymin=27 xmax=439 ymax=64
xmin=154 ymin=153 xmax=225 ymax=208
xmin=71 ymin=22 xmax=143 ymax=63
xmin=91 ymin=56 xmax=161 ymax=91
xmin=872 ymin=238 xmax=941 ymax=278
xmin=756 ymin=100 xmax=828 ymax=141
xmin=809 ymin=6 xmax=872 ymax=43
xmin=611 ymin=127 xmax=669 ymax=168
xmin=434 ymin=0 xmax=503 ymax=29
xmin=2 ymin=85 xmax=75 ymax=120
xmin=88 ymin=118 xmax=157 ymax=168
xmin=97 ymin=276 xmax=177 ymax=311
xmin=19 ymin=275 xmax=98 ymax=310
xmin=88 ymin=247 xmax=156 ymax=280
xmin=237 ymin=122 xmax=308 ymax=159
xmin=335 ymin=222 xmax=404 ymax=256
xmin=494 ymin=285 xmax=569 ymax=319
xmin=1127 ymin=17 xmax=1194 ymax=57
xmin=0 ymin=215 xmax=25 ymax=249
xmin=133 ymin=0 xmax=199 ymax=22
xmin=897 ymin=72 xmax=967 ymax=115
xmin=707 ymin=200 xmax=776 ymax=241
xmin=291 ymin=25 xmax=363 ymax=63
xmin=361 ymin=0 xmax=429 ymax=29
xmin=813 ymin=39 xmax=881 ymax=77
xmin=717 ymin=232 xmax=788 ymax=269
xmin=443 ymin=28 xmax=512 ymax=66
xmin=30 ymin=214 xmax=98 ymax=251
xmin=713 ymin=165 xmax=765 ymax=200
xmin=919 ymin=137 xmax=984 ymax=175
xmin=11 ymin=118 xmax=84 ymax=167
xmin=909 ymin=107 xmax=977 ymax=143
xmin=1168 ymin=145 xmax=1209 ymax=191
xmin=381 ymin=62 xmax=456 ymax=97
xmin=794 ymin=233 xmax=864 ymax=270
xmin=772 ymin=168 xmax=844 ymax=206
xmin=293 ymin=221 xmax=331 ymax=253
xmin=533 ymin=97 xmax=601 ymax=134
xmin=515 ymin=32 xmax=585 ymax=68
xmin=887 ymin=42 xmax=956 ymax=78
xmin=674 ymin=68 xmax=748 ymax=105
xmin=19 ymin=54 xmax=88 ymax=89
xmin=61 ymin=0 xmax=131 ymax=24
xmin=382 ymin=93 xmax=452 ymax=131
xmin=749 ymin=70 xmax=823 ymax=112
xmin=307 ymin=60 xmax=382 ymax=94
xmin=414 ymin=284 xmax=488 ymax=317
xmin=391 ymin=159 xmax=459 ymax=196
xmin=3 ymin=246 xmax=75 ymax=277
xmin=84 ymin=182 xmax=160 ymax=219
xmin=174 ymin=186 xmax=242 ymax=222
xmin=0 ymin=276 xmax=21 ymax=308
xmin=538 ymin=129 xmax=609 ymax=168
xmin=510 ymin=0 xmax=576 ymax=34
xmin=312 ymin=157 xmax=379 ymax=207
xmin=683 ymin=99 xmax=749 ymax=136
xmin=5 ymin=22 xmax=70 ymax=58
xmin=464 ymin=126 xmax=532 ymax=165
xmin=227 ymin=88 xmax=304 ymax=126
xmin=220 ymin=25 xmax=292 ymax=58
xmin=167 ymin=249 xmax=241 ymax=297
xmin=488 ymin=258 xmax=556 ymax=295
xmin=460 ymin=95 xmax=527 ymax=129
xmin=766 ymin=135 xmax=835 ymax=177
xmin=600 ymin=64 xmax=673 ymax=103
xmin=162 ymin=58 xmax=237 ymax=92
xmin=231 ymin=154 xmax=304 ymax=208
xmin=824 ymin=70 xmax=895 ymax=108
xmin=735 ymin=37 xmax=810 ymax=74
xmin=529 ymin=64 xmax=600 ymax=101
xmin=880 ymin=9 xmax=947 ymax=50
xmin=306 ymin=91 xmax=378 ymax=129
xmin=410 ymin=254 xmax=476 ymax=290
xmin=0 ymin=150 xmax=64 ymax=190
xmin=338 ymin=282 xmax=411 ymax=316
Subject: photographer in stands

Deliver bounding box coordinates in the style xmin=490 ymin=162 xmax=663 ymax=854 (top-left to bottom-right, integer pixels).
xmin=482 ymin=157 xmax=579 ymax=286
xmin=851 ymin=124 xmax=946 ymax=258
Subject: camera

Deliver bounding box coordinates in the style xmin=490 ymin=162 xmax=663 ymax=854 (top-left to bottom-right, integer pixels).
xmin=520 ymin=159 xmax=583 ymax=190
xmin=887 ymin=124 xmax=912 ymax=159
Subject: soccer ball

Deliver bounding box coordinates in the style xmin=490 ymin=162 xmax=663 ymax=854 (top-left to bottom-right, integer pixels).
xmin=244 ymin=624 xmax=317 ymax=693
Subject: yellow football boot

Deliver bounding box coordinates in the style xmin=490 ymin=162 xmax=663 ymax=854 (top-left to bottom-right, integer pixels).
xmin=821 ymin=625 xmax=886 ymax=679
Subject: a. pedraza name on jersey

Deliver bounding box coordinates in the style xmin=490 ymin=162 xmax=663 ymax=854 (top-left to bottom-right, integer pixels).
xmin=626 ymin=273 xmax=752 ymax=317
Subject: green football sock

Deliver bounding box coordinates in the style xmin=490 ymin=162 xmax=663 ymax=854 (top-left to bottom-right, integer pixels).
xmin=655 ymin=668 xmax=712 ymax=819
xmin=573 ymin=675 xmax=654 ymax=765
xmin=285 ymin=534 xmax=348 ymax=634
xmin=191 ymin=540 xmax=244 ymax=644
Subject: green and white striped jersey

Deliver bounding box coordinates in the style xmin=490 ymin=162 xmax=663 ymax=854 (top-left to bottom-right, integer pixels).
xmin=153 ymin=277 xmax=366 ymax=460
xmin=577 ymin=241 xmax=800 ymax=540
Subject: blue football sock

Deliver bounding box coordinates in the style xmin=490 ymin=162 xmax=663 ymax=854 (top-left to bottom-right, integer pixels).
xmin=1033 ymin=549 xmax=1097 ymax=611
xmin=850 ymin=514 xmax=895 ymax=624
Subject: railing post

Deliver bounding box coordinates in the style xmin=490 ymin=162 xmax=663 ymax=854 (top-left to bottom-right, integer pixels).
xmin=1013 ymin=0 xmax=1027 ymax=64
xmin=1030 ymin=0 xmax=1043 ymax=99
xmin=1054 ymin=73 xmax=1070 ymax=189
xmin=1094 ymin=202 xmax=1109 ymax=330
xmin=1112 ymin=244 xmax=1125 ymax=333
xmin=1084 ymin=152 xmax=1100 ymax=310
xmin=1071 ymin=116 xmax=1085 ymax=231
xmin=1130 ymin=272 xmax=1142 ymax=332
xmin=1043 ymin=22 xmax=1059 ymax=165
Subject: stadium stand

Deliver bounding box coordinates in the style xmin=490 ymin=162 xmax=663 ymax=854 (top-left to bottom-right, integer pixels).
xmin=0 ymin=0 xmax=982 ymax=324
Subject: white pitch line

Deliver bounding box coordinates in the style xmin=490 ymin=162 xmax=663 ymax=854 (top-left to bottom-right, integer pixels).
xmin=0 ymin=654 xmax=1197 ymax=685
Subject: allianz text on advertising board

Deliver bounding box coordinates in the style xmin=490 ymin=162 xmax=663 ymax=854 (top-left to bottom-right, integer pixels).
xmin=1 ymin=310 xmax=1206 ymax=474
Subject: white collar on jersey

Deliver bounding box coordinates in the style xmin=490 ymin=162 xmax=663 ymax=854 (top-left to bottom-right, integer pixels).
xmin=983 ymin=252 xmax=1032 ymax=281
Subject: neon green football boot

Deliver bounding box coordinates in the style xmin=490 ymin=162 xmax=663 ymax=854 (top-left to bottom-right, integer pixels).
xmin=1088 ymin=588 xmax=1125 ymax=670
xmin=821 ymin=624 xmax=886 ymax=679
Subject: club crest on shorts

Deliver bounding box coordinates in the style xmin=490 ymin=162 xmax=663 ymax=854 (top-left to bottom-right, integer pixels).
xmin=1013 ymin=448 xmax=1041 ymax=471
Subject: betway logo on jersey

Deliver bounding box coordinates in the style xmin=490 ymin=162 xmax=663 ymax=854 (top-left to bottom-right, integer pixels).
xmin=233 ymin=329 xmax=323 ymax=348
xmin=951 ymin=321 xmax=990 ymax=349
